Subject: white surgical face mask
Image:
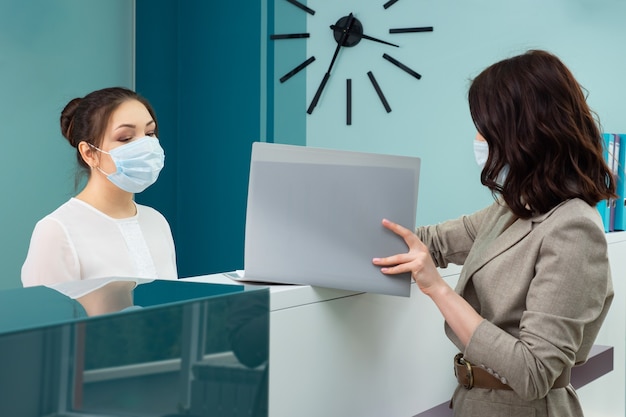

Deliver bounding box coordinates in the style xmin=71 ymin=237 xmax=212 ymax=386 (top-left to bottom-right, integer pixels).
xmin=473 ymin=139 xmax=489 ymax=169
xmin=473 ymin=139 xmax=509 ymax=187
xmin=496 ymin=164 xmax=509 ymax=186
xmin=90 ymin=136 xmax=165 ymax=193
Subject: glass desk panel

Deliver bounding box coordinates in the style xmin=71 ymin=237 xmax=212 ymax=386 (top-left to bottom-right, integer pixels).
xmin=0 ymin=280 xmax=269 ymax=417
xmin=0 ymin=278 xmax=245 ymax=333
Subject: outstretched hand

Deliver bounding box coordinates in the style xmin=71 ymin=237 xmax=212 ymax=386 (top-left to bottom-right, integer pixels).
xmin=374 ymin=219 xmax=482 ymax=345
xmin=372 ymin=219 xmax=444 ymax=296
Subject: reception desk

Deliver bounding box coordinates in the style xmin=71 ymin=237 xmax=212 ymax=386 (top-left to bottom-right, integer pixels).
xmin=186 ymin=231 xmax=625 ymax=417
xmin=0 ymin=231 xmax=622 ymax=417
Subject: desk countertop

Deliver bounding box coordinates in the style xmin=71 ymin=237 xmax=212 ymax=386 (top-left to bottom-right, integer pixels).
xmin=182 ymin=263 xmax=464 ymax=311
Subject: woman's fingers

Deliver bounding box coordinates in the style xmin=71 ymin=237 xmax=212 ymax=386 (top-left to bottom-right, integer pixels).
xmin=381 ymin=218 xmax=414 ymax=239
xmin=374 ymin=218 xmax=429 ymax=276
xmin=377 ymin=263 xmax=413 ymax=275
xmin=372 ymin=252 xmax=413 ymax=266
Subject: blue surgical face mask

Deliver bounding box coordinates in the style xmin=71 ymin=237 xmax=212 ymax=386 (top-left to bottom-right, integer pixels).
xmin=496 ymin=165 xmax=509 ymax=186
xmin=473 ymin=139 xmax=489 ymax=169
xmin=90 ymin=136 xmax=165 ymax=193
xmin=474 ymin=139 xmax=509 ymax=186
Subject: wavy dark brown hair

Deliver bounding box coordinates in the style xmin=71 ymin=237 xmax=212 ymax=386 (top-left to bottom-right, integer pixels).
xmin=468 ymin=50 xmax=616 ymax=218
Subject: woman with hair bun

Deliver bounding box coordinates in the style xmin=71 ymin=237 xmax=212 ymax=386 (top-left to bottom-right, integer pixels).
xmin=22 ymin=87 xmax=177 ymax=313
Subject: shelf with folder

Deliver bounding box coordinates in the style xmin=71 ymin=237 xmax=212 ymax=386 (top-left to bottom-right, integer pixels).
xmin=599 ymin=133 xmax=626 ymax=233
xmin=613 ymin=133 xmax=626 ymax=232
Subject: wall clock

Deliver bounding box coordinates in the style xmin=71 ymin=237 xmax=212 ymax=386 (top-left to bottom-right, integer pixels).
xmin=270 ymin=0 xmax=433 ymax=125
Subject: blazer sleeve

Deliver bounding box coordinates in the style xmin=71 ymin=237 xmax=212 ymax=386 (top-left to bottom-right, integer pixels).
xmin=415 ymin=204 xmax=494 ymax=268
xmin=464 ymin=210 xmax=613 ymax=400
xmin=21 ymin=217 xmax=80 ymax=287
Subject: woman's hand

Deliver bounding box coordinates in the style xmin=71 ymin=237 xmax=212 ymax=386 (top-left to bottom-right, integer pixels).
xmin=372 ymin=219 xmax=444 ymax=296
xmin=373 ymin=219 xmax=483 ymax=345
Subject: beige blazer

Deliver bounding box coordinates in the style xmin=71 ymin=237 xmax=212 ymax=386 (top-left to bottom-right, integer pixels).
xmin=417 ymin=198 xmax=613 ymax=417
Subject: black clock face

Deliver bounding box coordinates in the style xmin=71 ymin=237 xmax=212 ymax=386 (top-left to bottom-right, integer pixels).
xmin=270 ymin=0 xmax=433 ymax=125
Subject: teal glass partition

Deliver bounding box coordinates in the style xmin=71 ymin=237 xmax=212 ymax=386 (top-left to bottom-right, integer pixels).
xmin=0 ymin=280 xmax=269 ymax=417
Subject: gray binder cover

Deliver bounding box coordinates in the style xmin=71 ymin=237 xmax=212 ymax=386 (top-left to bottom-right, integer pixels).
xmin=243 ymin=142 xmax=420 ymax=297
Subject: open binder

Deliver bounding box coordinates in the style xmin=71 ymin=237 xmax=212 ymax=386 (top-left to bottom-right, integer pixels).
xmin=238 ymin=142 xmax=421 ymax=297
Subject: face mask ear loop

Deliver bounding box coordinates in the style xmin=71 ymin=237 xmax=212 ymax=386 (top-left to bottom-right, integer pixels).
xmin=87 ymin=142 xmax=109 ymax=155
xmin=95 ymin=166 xmax=113 ymax=177
xmin=85 ymin=142 xmax=111 ymax=174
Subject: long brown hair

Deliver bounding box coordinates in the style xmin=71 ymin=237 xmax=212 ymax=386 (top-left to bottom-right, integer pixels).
xmin=469 ymin=50 xmax=616 ymax=218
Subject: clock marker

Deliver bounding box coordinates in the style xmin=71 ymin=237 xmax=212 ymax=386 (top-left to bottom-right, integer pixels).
xmin=383 ymin=54 xmax=422 ymax=80
xmin=367 ymin=71 xmax=391 ymax=113
xmin=383 ymin=0 xmax=400 ymax=9
xmin=280 ymin=56 xmax=316 ymax=83
xmin=390 ymin=26 xmax=434 ymax=34
xmin=286 ymin=0 xmax=315 ymax=15
xmin=347 ymin=79 xmax=352 ymax=126
xmin=270 ymin=33 xmax=310 ymax=40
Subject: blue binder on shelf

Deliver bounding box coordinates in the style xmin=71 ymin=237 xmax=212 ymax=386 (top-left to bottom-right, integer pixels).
xmin=609 ymin=134 xmax=619 ymax=231
xmin=614 ymin=133 xmax=626 ymax=231
xmin=597 ymin=133 xmax=612 ymax=232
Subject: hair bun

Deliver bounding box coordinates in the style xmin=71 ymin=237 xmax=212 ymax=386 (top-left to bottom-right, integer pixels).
xmin=60 ymin=97 xmax=83 ymax=146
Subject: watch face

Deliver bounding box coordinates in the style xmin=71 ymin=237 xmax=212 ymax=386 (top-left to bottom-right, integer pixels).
xmin=271 ymin=0 xmax=433 ymax=125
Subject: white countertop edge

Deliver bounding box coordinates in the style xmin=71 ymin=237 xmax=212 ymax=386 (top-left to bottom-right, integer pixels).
xmin=182 ymin=263 xmax=465 ymax=312
xmin=606 ymin=230 xmax=626 ymax=244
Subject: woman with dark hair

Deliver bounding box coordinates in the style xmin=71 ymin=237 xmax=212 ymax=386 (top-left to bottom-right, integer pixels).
xmin=22 ymin=87 xmax=177 ymax=313
xmin=373 ymin=50 xmax=615 ymax=416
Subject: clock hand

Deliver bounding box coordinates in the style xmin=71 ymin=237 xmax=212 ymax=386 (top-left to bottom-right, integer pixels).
xmin=307 ymin=13 xmax=356 ymax=114
xmin=330 ymin=25 xmax=399 ymax=48
xmin=306 ymin=46 xmax=340 ymax=114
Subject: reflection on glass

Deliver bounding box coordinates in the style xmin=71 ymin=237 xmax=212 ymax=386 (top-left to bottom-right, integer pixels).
xmin=0 ymin=283 xmax=269 ymax=417
xmin=76 ymin=280 xmax=135 ymax=316
xmin=47 ymin=276 xmax=155 ymax=317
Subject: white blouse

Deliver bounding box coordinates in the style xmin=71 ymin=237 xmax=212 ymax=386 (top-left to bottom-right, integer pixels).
xmin=21 ymin=198 xmax=177 ymax=297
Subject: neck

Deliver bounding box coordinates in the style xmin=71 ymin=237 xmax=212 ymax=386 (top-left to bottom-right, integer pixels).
xmin=76 ymin=176 xmax=137 ymax=219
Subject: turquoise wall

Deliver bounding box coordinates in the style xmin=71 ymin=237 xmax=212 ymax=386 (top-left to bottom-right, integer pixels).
xmin=134 ymin=0 xmax=179 ymax=245
xmin=270 ymin=0 xmax=307 ymax=146
xmin=135 ymin=0 xmax=262 ymax=278
xmin=0 ymin=0 xmax=134 ymax=290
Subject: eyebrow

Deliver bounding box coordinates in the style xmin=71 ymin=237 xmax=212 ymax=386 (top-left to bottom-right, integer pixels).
xmin=114 ymin=120 xmax=156 ymax=130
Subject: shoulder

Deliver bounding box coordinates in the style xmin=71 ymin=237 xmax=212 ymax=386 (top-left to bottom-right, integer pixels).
xmin=31 ymin=199 xmax=77 ymax=233
xmin=136 ymin=203 xmax=170 ymax=225
xmin=465 ymin=200 xmax=511 ymax=233
xmin=47 ymin=198 xmax=94 ymax=221
xmin=554 ymin=198 xmax=599 ymax=215
xmin=536 ymin=199 xmax=606 ymax=248
xmin=31 ymin=215 xmax=67 ymax=240
xmin=136 ymin=203 xmax=165 ymax=218
xmin=540 ymin=199 xmax=604 ymax=230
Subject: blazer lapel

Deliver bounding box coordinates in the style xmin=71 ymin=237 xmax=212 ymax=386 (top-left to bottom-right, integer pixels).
xmin=455 ymin=203 xmax=563 ymax=294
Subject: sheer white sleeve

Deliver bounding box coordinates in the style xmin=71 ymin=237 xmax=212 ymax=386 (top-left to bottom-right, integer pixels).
xmin=21 ymin=217 xmax=80 ymax=287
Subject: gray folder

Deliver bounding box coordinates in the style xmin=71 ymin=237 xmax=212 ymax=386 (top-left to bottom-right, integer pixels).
xmin=241 ymin=142 xmax=420 ymax=297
